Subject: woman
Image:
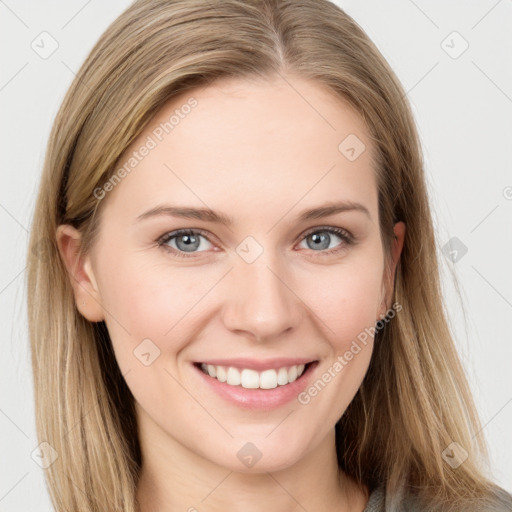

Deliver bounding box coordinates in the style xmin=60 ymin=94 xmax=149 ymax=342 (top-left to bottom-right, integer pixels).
xmin=26 ymin=0 xmax=512 ymax=510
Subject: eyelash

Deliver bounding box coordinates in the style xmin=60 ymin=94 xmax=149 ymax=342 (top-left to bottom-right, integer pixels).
xmin=156 ymin=226 xmax=354 ymax=259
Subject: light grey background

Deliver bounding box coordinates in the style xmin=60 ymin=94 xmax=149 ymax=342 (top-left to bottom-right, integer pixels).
xmin=1 ymin=1 xmax=511 ymax=510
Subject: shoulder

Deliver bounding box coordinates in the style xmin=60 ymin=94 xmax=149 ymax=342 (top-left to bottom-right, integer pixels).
xmin=362 ymin=485 xmax=385 ymax=512
xmin=487 ymin=486 xmax=512 ymax=511
xmin=362 ymin=483 xmax=512 ymax=512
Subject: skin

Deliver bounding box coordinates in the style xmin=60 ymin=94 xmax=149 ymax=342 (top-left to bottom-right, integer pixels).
xmin=57 ymin=74 xmax=405 ymax=512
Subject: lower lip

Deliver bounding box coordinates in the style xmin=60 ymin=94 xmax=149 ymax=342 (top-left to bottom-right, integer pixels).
xmin=193 ymin=362 xmax=318 ymax=410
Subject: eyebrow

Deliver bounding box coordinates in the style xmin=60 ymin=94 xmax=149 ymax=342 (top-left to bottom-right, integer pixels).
xmin=136 ymin=200 xmax=371 ymax=226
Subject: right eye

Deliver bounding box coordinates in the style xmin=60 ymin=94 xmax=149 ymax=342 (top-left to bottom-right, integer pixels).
xmin=157 ymin=229 xmax=215 ymax=258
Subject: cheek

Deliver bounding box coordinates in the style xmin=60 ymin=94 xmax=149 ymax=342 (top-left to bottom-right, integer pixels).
xmin=93 ymin=259 xmax=203 ymax=412
xmin=302 ymin=258 xmax=384 ymax=350
xmin=291 ymin=257 xmax=384 ymax=425
xmin=95 ymin=256 xmax=220 ymax=357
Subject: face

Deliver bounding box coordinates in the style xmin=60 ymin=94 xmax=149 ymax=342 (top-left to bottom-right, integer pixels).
xmin=58 ymin=75 xmax=404 ymax=473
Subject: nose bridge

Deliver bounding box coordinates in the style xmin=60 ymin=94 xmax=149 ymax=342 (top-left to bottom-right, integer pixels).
xmin=221 ymin=249 xmax=302 ymax=341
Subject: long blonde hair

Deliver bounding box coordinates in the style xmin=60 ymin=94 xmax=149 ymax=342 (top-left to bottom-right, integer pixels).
xmin=26 ymin=0 xmax=509 ymax=510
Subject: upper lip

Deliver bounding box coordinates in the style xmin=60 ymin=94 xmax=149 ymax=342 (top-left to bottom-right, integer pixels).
xmin=195 ymin=357 xmax=317 ymax=372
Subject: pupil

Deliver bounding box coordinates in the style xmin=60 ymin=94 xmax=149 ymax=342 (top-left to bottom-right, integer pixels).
xmin=177 ymin=234 xmax=200 ymax=251
xmin=309 ymin=232 xmax=329 ymax=250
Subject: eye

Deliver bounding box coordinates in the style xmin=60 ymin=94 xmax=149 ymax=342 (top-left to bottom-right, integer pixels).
xmin=157 ymin=229 xmax=214 ymax=257
xmin=297 ymin=226 xmax=353 ymax=255
xmin=157 ymin=226 xmax=354 ymax=259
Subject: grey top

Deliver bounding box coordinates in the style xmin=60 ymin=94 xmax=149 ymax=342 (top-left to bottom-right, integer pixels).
xmin=362 ymin=485 xmax=385 ymax=512
xmin=361 ymin=483 xmax=512 ymax=512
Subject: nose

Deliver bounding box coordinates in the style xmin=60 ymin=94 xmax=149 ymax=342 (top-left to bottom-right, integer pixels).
xmin=221 ymin=256 xmax=303 ymax=342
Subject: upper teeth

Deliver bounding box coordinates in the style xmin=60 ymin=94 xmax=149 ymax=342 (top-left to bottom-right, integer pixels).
xmin=200 ymin=363 xmax=306 ymax=389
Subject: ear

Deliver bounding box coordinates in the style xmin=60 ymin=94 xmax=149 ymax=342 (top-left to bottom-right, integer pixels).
xmin=378 ymin=221 xmax=405 ymax=318
xmin=55 ymin=224 xmax=105 ymax=322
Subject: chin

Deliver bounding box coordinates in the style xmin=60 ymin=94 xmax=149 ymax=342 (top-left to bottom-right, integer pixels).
xmin=201 ymin=434 xmax=312 ymax=474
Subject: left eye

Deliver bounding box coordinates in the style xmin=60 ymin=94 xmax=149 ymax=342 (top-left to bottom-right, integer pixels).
xmin=297 ymin=227 xmax=351 ymax=252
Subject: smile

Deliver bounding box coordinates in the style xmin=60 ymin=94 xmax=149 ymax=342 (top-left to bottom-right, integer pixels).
xmin=192 ymin=358 xmax=318 ymax=410
xmin=198 ymin=362 xmax=309 ymax=389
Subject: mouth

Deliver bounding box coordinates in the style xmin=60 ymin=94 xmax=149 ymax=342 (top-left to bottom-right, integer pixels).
xmin=191 ymin=358 xmax=319 ymax=410
xmin=193 ymin=360 xmax=317 ymax=389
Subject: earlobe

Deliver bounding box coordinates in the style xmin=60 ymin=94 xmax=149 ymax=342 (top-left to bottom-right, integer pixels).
xmin=379 ymin=221 xmax=406 ymax=317
xmin=55 ymin=224 xmax=105 ymax=322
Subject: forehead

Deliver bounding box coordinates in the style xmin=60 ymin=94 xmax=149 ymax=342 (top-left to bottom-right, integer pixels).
xmin=104 ymin=75 xmax=378 ymax=225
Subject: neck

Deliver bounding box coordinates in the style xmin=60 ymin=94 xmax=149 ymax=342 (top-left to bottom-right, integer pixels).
xmin=135 ymin=408 xmax=368 ymax=512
